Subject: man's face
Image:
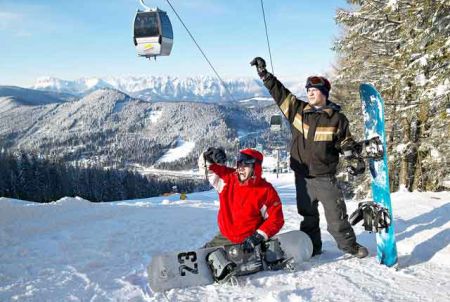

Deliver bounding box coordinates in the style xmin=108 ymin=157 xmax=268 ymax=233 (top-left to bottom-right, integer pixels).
xmin=307 ymin=87 xmax=327 ymax=107
xmin=237 ymin=162 xmax=254 ymax=182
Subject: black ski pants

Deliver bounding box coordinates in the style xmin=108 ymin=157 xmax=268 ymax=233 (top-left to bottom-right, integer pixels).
xmin=295 ymin=173 xmax=356 ymax=253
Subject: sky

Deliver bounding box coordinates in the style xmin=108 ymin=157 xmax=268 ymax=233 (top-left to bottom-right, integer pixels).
xmin=0 ymin=0 xmax=349 ymax=87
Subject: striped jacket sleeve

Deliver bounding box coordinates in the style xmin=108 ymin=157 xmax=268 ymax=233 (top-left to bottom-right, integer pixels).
xmin=335 ymin=114 xmax=355 ymax=152
xmin=263 ymin=73 xmax=304 ymax=124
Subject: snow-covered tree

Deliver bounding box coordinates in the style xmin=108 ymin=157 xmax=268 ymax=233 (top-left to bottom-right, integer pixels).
xmin=333 ymin=0 xmax=450 ymax=192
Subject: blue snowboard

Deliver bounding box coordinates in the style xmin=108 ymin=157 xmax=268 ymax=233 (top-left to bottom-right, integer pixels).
xmin=359 ymin=83 xmax=398 ymax=267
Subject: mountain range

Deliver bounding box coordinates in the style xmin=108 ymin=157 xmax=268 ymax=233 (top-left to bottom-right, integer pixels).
xmin=31 ymin=75 xmax=306 ymax=102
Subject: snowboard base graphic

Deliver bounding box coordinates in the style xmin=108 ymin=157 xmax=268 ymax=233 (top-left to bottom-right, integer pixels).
xmin=359 ymin=83 xmax=398 ymax=267
xmin=148 ymin=230 xmax=313 ymax=292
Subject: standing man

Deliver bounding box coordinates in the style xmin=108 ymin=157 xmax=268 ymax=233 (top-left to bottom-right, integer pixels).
xmin=250 ymin=57 xmax=368 ymax=258
xmin=198 ymin=147 xmax=284 ymax=253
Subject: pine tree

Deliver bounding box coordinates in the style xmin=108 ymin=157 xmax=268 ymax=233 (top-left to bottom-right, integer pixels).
xmin=334 ymin=0 xmax=450 ymax=192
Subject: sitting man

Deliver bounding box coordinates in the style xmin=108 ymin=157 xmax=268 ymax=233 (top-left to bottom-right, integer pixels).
xmin=199 ymin=147 xmax=284 ymax=253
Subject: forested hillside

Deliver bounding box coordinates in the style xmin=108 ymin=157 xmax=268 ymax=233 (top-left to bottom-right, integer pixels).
xmin=0 ymin=88 xmax=291 ymax=171
xmin=0 ymin=151 xmax=209 ymax=203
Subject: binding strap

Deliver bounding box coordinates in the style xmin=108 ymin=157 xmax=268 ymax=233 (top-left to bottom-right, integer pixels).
xmin=349 ymin=201 xmax=391 ymax=232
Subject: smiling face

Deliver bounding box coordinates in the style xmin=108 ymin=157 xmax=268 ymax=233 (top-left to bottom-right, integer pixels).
xmin=307 ymin=87 xmax=327 ymax=107
xmin=237 ymin=162 xmax=254 ymax=182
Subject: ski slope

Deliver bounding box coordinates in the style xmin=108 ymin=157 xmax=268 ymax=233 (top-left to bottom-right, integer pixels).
xmin=0 ymin=173 xmax=449 ymax=301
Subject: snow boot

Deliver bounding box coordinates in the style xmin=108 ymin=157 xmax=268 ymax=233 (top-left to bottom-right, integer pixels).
xmin=312 ymin=248 xmax=323 ymax=257
xmin=343 ymin=243 xmax=368 ymax=258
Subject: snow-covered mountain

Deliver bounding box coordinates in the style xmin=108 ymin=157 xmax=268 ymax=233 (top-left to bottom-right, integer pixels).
xmin=31 ymin=76 xmax=305 ymax=102
xmin=1 ymin=174 xmax=449 ymax=301
xmin=0 ymin=88 xmax=289 ymax=169
xmin=0 ymin=86 xmax=74 ymax=107
xmin=0 ymin=76 xmax=297 ymax=170
xmin=32 ymin=77 xmax=114 ymax=96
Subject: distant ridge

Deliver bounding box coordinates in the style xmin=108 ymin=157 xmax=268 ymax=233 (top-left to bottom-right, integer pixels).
xmin=0 ymin=86 xmax=74 ymax=106
xmin=31 ymin=75 xmax=305 ymax=102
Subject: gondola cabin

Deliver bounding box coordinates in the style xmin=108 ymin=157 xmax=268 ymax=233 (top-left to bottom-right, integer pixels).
xmin=270 ymin=114 xmax=282 ymax=132
xmin=133 ymin=9 xmax=173 ymax=58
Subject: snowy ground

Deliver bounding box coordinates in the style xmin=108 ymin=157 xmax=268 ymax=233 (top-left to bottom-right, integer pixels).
xmin=1 ymin=172 xmax=449 ymax=301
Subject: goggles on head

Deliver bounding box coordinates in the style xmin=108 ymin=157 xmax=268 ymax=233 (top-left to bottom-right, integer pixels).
xmin=237 ymin=152 xmax=260 ymax=166
xmin=305 ymin=76 xmax=328 ymax=89
xmin=237 ymin=162 xmax=254 ymax=168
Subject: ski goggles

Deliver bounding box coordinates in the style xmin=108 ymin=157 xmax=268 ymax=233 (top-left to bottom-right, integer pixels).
xmin=305 ymin=76 xmax=327 ymax=88
xmin=237 ymin=153 xmax=260 ymax=166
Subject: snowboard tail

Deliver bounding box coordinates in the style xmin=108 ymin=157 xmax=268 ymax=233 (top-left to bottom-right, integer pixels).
xmin=148 ymin=230 xmax=313 ymax=292
xmin=359 ymin=83 xmax=398 ymax=267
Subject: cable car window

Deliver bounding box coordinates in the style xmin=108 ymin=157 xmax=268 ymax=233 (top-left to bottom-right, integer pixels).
xmin=134 ymin=13 xmax=159 ymax=38
xmin=160 ymin=13 xmax=173 ymax=39
xmin=270 ymin=115 xmax=282 ymax=125
xmin=270 ymin=115 xmax=282 ymax=132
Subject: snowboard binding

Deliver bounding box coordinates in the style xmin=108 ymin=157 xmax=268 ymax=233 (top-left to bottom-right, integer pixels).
xmin=349 ymin=200 xmax=391 ymax=233
xmin=206 ymin=248 xmax=237 ymax=283
xmin=351 ymin=136 xmax=384 ymax=159
xmin=262 ymin=238 xmax=294 ymax=271
xmin=344 ymin=136 xmax=384 ymax=176
xmin=206 ymin=245 xmax=264 ymax=284
xmin=206 ymin=238 xmax=291 ymax=284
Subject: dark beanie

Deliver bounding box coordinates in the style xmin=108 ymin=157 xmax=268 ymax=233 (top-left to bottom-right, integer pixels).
xmin=305 ymin=76 xmax=331 ymax=99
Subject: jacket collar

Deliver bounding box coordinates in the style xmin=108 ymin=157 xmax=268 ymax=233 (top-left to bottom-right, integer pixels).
xmin=304 ymin=100 xmax=341 ymax=117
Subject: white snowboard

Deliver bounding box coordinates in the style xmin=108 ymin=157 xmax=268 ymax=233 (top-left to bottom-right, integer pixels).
xmin=148 ymin=230 xmax=313 ymax=292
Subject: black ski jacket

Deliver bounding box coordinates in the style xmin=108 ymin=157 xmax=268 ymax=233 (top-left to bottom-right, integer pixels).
xmin=263 ymin=73 xmax=354 ymax=177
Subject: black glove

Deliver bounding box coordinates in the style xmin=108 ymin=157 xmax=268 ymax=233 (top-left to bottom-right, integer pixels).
xmin=242 ymin=232 xmax=265 ymax=253
xmin=346 ymin=157 xmax=366 ymax=176
xmin=341 ymin=140 xmax=362 ymax=159
xmin=204 ymin=147 xmax=227 ymax=164
xmin=250 ymin=57 xmax=268 ymax=80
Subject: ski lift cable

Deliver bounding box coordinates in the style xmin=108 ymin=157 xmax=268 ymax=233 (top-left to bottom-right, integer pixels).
xmin=163 ymin=0 xmax=236 ymax=102
xmin=260 ymin=0 xmax=274 ymax=74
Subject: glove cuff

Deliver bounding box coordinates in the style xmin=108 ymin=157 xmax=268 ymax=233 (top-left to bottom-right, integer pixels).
xmin=257 ymin=68 xmax=268 ymax=80
xmin=261 ymin=71 xmax=272 ymax=82
xmin=252 ymin=231 xmax=265 ymax=245
xmin=256 ymin=229 xmax=268 ymax=241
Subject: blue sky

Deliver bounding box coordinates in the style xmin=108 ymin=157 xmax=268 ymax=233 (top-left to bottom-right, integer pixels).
xmin=0 ymin=0 xmax=349 ymax=87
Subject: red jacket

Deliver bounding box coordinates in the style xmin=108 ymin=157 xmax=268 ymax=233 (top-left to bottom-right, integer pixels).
xmin=205 ymin=151 xmax=284 ymax=243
